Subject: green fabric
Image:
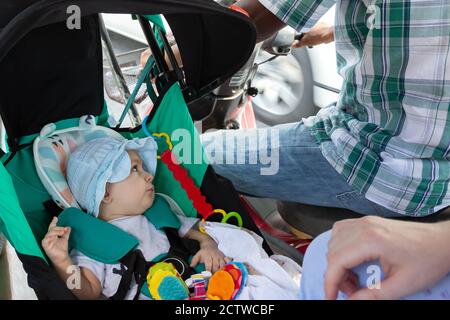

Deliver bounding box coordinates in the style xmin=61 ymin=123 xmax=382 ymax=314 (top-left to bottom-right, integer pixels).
xmin=56 ymin=195 xmax=182 ymax=264
xmin=144 ymin=55 xmax=159 ymax=104
xmin=0 ymin=103 xmax=110 ymax=260
xmin=143 ymin=15 xmax=166 ymax=33
xmin=123 ymin=83 xmax=208 ymax=218
xmin=144 ymin=195 xmax=181 ymax=230
xmin=117 ymin=55 xmax=157 ymax=127
xmin=2 ymin=143 xmax=54 ymax=251
xmin=0 ymin=161 xmax=45 ymax=260
xmin=57 ymin=207 xmax=139 ymax=264
xmin=0 ymin=82 xmax=208 ymax=264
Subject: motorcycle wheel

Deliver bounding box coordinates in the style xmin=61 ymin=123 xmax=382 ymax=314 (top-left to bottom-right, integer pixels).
xmin=252 ymin=47 xmax=317 ymax=126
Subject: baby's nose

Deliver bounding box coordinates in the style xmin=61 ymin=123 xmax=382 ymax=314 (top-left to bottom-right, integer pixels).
xmin=145 ymin=172 xmax=154 ymax=182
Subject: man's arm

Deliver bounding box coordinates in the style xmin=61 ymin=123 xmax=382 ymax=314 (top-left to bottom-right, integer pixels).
xmin=293 ymin=22 xmax=334 ymax=48
xmin=236 ymin=0 xmax=286 ymax=43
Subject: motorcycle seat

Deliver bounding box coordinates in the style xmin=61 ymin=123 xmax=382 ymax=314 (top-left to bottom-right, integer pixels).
xmin=277 ymin=201 xmax=450 ymax=238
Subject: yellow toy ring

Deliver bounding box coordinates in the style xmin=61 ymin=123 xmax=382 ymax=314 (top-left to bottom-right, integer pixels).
xmin=152 ymin=132 xmax=173 ymax=159
xmin=199 ymin=209 xmax=243 ymax=234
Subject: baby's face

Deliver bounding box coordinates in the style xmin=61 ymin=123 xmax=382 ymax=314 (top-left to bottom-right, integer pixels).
xmin=105 ymin=150 xmax=155 ymax=216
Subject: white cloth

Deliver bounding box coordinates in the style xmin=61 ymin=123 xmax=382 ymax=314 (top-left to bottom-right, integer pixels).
xmin=70 ymin=214 xmax=198 ymax=300
xmin=204 ymin=222 xmax=301 ymax=300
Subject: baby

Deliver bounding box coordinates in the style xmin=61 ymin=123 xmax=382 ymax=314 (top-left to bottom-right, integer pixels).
xmin=42 ymin=137 xmax=229 ymax=300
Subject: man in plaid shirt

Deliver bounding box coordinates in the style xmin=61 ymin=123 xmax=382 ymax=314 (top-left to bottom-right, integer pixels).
xmin=204 ymin=0 xmax=450 ymax=300
xmin=204 ymin=0 xmax=450 ymax=218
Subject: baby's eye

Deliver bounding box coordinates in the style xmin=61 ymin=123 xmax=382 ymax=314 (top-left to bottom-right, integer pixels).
xmin=131 ymin=165 xmax=138 ymax=172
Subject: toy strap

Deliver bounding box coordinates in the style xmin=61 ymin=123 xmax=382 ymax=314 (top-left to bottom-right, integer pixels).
xmin=160 ymin=149 xmax=213 ymax=218
xmin=141 ymin=119 xmax=242 ymax=227
xmin=116 ymin=55 xmax=157 ymax=128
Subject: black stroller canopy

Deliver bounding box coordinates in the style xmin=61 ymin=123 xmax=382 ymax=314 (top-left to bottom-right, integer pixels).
xmin=0 ymin=0 xmax=256 ymax=142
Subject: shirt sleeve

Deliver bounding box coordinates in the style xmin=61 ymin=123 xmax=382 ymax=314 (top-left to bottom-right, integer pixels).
xmin=70 ymin=248 xmax=106 ymax=287
xmin=259 ymin=0 xmax=335 ymax=32
xmin=176 ymin=214 xmax=199 ymax=238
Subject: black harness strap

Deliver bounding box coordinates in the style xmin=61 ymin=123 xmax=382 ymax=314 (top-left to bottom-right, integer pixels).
xmin=110 ymin=249 xmax=149 ymax=300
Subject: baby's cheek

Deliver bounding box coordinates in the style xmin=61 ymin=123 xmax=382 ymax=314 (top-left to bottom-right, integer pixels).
xmin=148 ymin=194 xmax=156 ymax=206
xmin=143 ymin=192 xmax=155 ymax=208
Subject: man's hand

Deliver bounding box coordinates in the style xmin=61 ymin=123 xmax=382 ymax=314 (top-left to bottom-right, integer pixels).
xmin=140 ymin=49 xmax=152 ymax=69
xmin=139 ymin=45 xmax=183 ymax=69
xmin=325 ymin=216 xmax=450 ymax=300
xmin=42 ymin=217 xmax=71 ymax=265
xmin=293 ymin=22 xmax=334 ymax=48
xmin=190 ymin=237 xmax=231 ymax=273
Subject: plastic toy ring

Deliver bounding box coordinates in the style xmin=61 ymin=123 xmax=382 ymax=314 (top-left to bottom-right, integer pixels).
xmin=142 ymin=115 xmax=152 ymax=137
xmin=152 ymin=132 xmax=173 ymax=159
xmin=221 ymin=211 xmax=243 ymax=226
xmin=199 ymin=209 xmax=243 ymax=233
xmin=141 ymin=116 xmax=173 ymax=159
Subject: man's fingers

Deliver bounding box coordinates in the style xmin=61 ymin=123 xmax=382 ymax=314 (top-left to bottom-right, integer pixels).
xmin=292 ymin=40 xmax=302 ymax=48
xmin=339 ymin=272 xmax=359 ymax=297
xmin=347 ymin=287 xmax=380 ymax=300
xmin=324 ymin=265 xmax=348 ymax=300
xmin=325 ymin=229 xmax=380 ymax=299
xmin=140 ymin=49 xmax=152 ymax=67
xmin=348 ymin=273 xmax=409 ymax=300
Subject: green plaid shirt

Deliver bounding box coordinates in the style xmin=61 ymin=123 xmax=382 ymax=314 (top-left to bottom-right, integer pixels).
xmin=260 ymin=0 xmax=450 ymax=216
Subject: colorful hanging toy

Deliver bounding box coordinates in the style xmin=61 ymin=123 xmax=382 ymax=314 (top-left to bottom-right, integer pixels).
xmin=147 ymin=261 xmax=248 ymax=300
xmin=142 ymin=116 xmax=243 ymax=232
xmin=146 ymin=262 xmax=189 ymax=300
xmin=206 ymin=262 xmax=248 ymax=300
xmin=185 ymin=271 xmax=212 ymax=300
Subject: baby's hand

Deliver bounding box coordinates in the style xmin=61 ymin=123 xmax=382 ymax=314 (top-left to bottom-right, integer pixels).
xmin=41 ymin=217 xmax=71 ymax=265
xmin=190 ymin=237 xmax=231 ymax=273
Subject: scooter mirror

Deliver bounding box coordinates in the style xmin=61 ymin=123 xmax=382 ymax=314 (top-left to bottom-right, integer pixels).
xmin=261 ymin=27 xmax=296 ymax=56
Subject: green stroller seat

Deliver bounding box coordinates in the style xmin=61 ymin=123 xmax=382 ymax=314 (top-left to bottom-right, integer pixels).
xmin=0 ymin=0 xmax=268 ymax=299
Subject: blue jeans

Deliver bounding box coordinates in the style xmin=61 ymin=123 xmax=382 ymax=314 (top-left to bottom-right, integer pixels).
xmin=300 ymin=231 xmax=450 ymax=300
xmin=201 ymin=122 xmax=401 ymax=218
